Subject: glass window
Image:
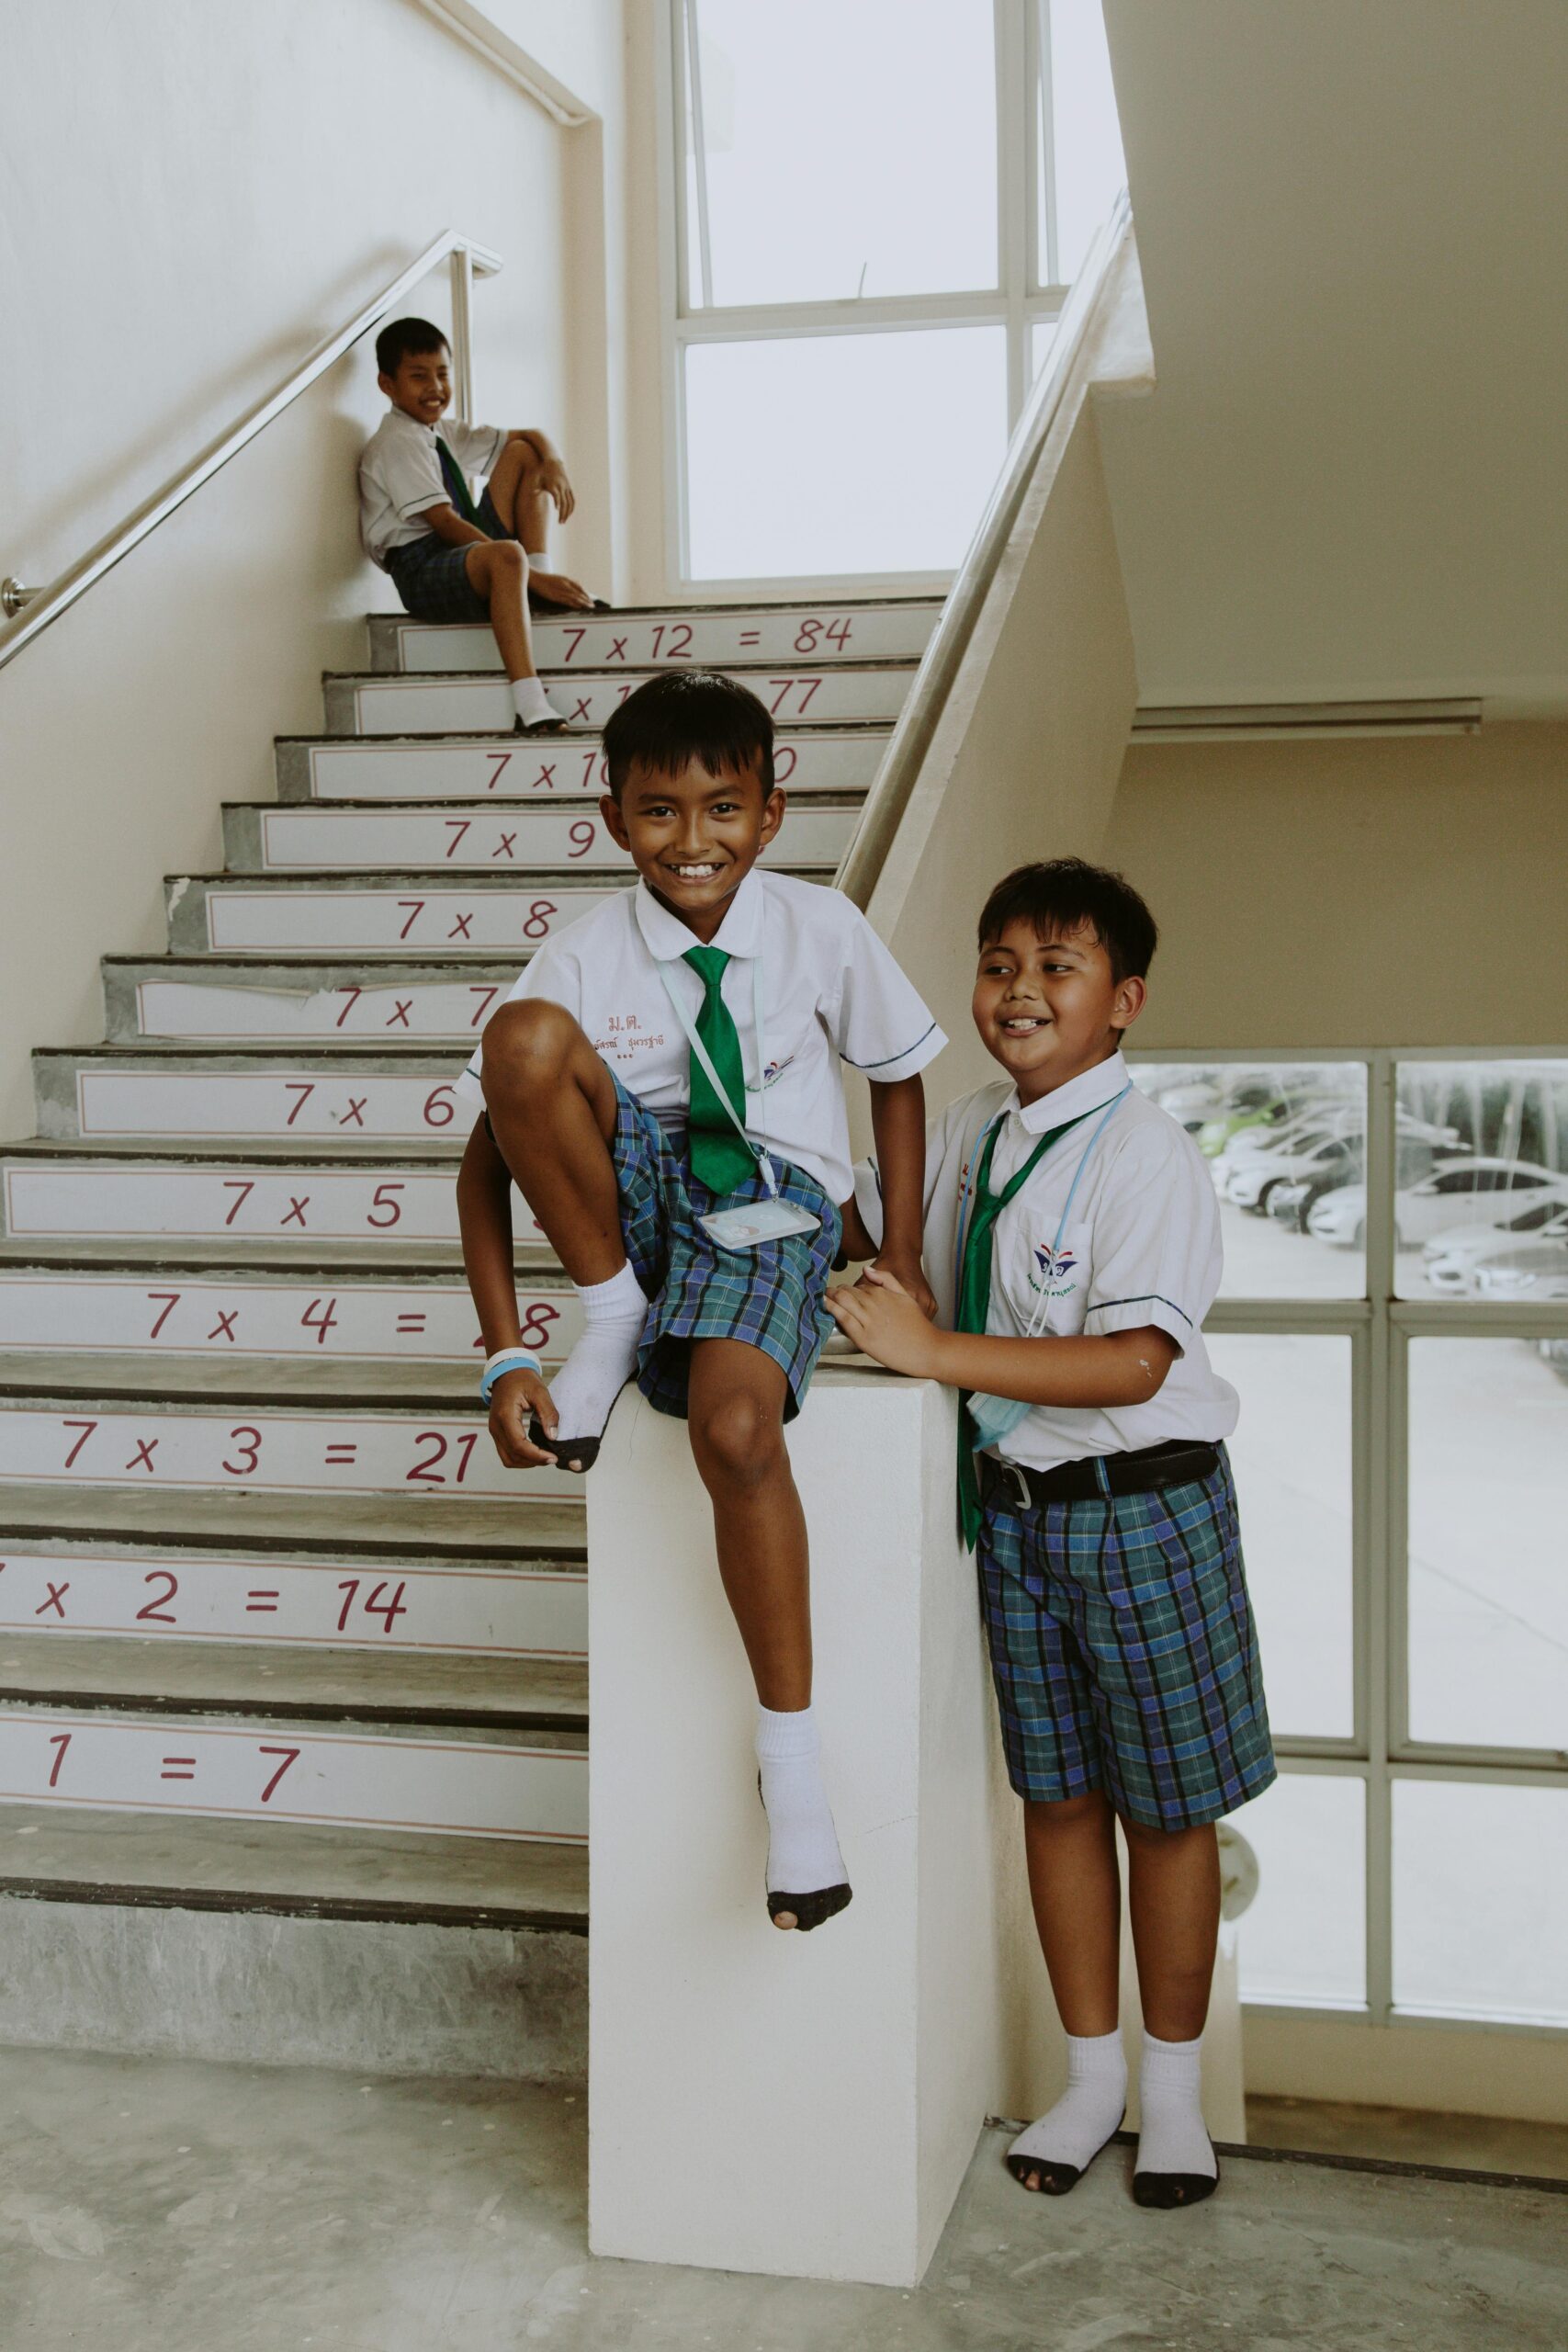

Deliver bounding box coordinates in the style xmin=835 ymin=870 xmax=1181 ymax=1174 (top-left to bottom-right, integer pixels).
xmin=1030 ymin=318 xmax=1057 ymax=385
xmin=1406 ymin=1338 xmax=1568 ymax=1754
xmin=683 ymin=327 xmax=1008 ymax=579
xmin=1037 ymin=0 xmax=1126 ymax=286
xmin=1393 ymin=1781 xmax=1568 ymax=2026
xmin=1397 ymin=1061 xmax=1568 ymax=1300
xmin=1233 ymin=1772 xmax=1366 ymax=2008
xmin=683 ymin=0 xmax=998 ymax=307
xmin=1206 ymin=1335 xmax=1355 ymax=1740
xmin=1126 ymin=1061 xmax=1368 ymax=1299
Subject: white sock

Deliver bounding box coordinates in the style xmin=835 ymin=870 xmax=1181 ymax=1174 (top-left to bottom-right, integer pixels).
xmin=544 ymin=1263 xmax=646 ymax=1457
xmin=755 ymin=1705 xmax=846 ymax=1897
xmin=1008 ymin=2030 xmax=1127 ymax=2186
xmin=1136 ymin=2030 xmax=1216 ymax=2185
xmin=511 ymin=675 xmax=558 ymax=729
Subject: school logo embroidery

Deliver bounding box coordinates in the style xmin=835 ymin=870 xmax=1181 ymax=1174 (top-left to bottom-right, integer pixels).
xmin=760 ymin=1053 xmax=796 ymax=1090
xmin=1027 ymin=1242 xmax=1080 ymax=1299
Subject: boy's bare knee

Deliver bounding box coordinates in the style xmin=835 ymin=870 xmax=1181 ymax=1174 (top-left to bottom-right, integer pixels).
xmin=490 ymin=537 xmax=526 ymax=577
xmin=1026 ymin=1790 xmax=1111 ymax=1834
xmin=689 ymin=1387 xmax=784 ymax=1491
xmin=481 ymin=998 xmax=580 ymax=1098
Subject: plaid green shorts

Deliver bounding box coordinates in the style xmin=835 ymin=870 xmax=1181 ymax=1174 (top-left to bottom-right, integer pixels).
xmin=977 ymin=1447 xmax=1276 ymax=1829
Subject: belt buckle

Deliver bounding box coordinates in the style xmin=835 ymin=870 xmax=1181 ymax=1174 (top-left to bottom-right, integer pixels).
xmin=1001 ymin=1460 xmax=1033 ymax=1514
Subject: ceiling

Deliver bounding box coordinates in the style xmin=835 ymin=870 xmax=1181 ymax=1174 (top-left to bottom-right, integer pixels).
xmin=1099 ymin=0 xmax=1568 ymax=715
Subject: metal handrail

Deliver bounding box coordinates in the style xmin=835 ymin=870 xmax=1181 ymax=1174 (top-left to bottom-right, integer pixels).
xmin=835 ymin=188 xmax=1134 ymax=908
xmin=0 ymin=229 xmax=502 ymax=671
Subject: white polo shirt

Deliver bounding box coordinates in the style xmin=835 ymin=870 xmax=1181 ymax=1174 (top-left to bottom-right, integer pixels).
xmin=455 ymin=871 xmax=946 ymax=1204
xmin=854 ymin=1051 xmax=1239 ymax=1473
xmin=359 ymin=408 xmax=506 ymax=567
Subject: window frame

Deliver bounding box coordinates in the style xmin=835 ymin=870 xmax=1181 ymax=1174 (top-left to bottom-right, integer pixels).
xmin=660 ymin=0 xmax=1085 ymax=596
xmin=1130 ymin=1045 xmax=1568 ymax=2035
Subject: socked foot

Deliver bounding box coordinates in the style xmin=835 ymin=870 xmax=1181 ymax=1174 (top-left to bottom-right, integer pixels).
xmin=1007 ymin=2030 xmax=1128 ymax=2196
xmin=756 ymin=1707 xmax=852 ymax=1933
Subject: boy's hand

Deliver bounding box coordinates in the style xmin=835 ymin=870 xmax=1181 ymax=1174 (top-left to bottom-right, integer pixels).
xmin=529 ymin=568 xmax=594 ymax=613
xmin=825 ymin=1268 xmax=942 ymax=1377
xmin=537 ymin=458 xmax=575 ymax=521
xmin=863 ymin=1250 xmax=937 ymax=1321
xmin=488 ymin=1365 xmax=562 ymax=1468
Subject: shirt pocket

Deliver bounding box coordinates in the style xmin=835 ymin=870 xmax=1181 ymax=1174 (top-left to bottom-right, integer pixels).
xmin=997 ymin=1216 xmax=1092 ymax=1337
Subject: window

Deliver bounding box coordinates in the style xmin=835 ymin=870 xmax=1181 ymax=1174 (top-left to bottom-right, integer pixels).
xmin=1129 ymin=1052 xmax=1568 ymax=2036
xmin=668 ymin=0 xmax=1127 ymax=586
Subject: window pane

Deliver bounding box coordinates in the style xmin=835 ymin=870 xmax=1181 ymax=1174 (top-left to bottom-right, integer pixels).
xmin=1207 ymin=1336 xmax=1354 ymax=1739
xmin=1127 ymin=1061 xmax=1368 ymax=1299
xmin=1030 ymin=318 xmax=1057 ymax=385
xmin=1397 ymin=1061 xmax=1568 ymax=1300
xmin=1234 ymin=1772 xmax=1365 ymax=2007
xmin=684 ymin=328 xmax=1007 ymax=579
xmin=1393 ymin=1781 xmax=1568 ymax=2025
xmin=1407 ymin=1339 xmax=1568 ymax=1752
xmin=685 ymin=0 xmax=997 ymax=307
xmin=1038 ymin=0 xmax=1126 ymax=286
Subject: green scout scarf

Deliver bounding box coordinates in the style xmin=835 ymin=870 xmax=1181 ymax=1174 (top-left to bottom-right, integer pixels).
xmin=682 ymin=945 xmax=756 ymax=1193
xmin=435 ymin=435 xmax=483 ymax=526
xmin=955 ymin=1106 xmax=1096 ymax=1549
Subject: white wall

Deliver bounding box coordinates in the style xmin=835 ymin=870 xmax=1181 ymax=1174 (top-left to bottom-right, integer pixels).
xmin=0 ymin=0 xmax=615 ymax=1132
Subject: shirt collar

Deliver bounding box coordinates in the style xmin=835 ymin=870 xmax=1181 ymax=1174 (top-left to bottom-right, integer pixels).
xmin=633 ymin=869 xmax=766 ymax=964
xmin=1010 ymin=1050 xmax=1130 ymax=1134
xmin=389 ymin=406 xmax=438 ymax=441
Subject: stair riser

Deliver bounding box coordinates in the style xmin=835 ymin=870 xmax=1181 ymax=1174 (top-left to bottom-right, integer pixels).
xmin=223 ymin=800 xmax=856 ymax=873
xmin=111 ymin=972 xmax=528 ymax=1043
xmin=175 ymin=880 xmax=623 ymax=957
xmin=276 ymin=729 xmax=886 ymax=801
xmin=328 ymin=667 xmax=912 ymax=735
xmin=2 ymin=1161 xmax=477 ymax=1244
xmin=52 ymin=1069 xmax=477 ymax=1143
xmin=0 ymin=1713 xmax=586 ymax=1840
xmin=0 ymin=1404 xmax=583 ymax=1503
xmin=0 ymin=1549 xmax=586 ymax=1657
xmin=370 ymin=601 xmax=937 ymax=673
xmin=0 ymin=1274 xmax=576 ymax=1362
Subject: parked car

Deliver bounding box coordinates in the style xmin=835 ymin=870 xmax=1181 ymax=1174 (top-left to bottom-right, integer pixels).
xmin=1227 ymin=1131 xmax=1360 ymax=1215
xmin=1424 ymin=1204 xmax=1568 ymax=1292
xmin=1307 ymin=1159 xmax=1568 ymax=1250
xmin=1211 ymin=1105 xmax=1353 ymax=1192
xmin=1470 ymin=1238 xmax=1568 ymax=1299
xmin=1268 ymin=1138 xmax=1439 ymax=1236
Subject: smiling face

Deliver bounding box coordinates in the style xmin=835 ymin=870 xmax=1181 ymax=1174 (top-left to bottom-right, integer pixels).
xmin=601 ymin=755 xmax=784 ymax=942
xmin=972 ymin=917 xmax=1145 ymax=1103
xmin=379 ymin=344 xmax=453 ymax=428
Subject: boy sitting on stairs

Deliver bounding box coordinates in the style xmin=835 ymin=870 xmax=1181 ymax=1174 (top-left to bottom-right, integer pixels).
xmin=358 ymin=314 xmax=605 ymax=737
xmin=454 ymin=670 xmax=945 ymax=1930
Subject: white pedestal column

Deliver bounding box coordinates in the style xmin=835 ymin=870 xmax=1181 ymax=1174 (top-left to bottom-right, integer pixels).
xmin=587 ymin=1371 xmax=999 ymax=2290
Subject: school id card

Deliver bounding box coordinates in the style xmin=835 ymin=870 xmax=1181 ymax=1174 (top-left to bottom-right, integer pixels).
xmin=698 ymin=1198 xmax=822 ymax=1250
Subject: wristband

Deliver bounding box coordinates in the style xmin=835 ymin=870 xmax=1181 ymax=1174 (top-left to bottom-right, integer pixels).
xmin=481 ymin=1346 xmax=542 ymax=1402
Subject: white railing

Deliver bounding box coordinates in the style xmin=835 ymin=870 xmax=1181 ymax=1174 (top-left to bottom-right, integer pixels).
xmin=834 ymin=189 xmax=1133 ymax=909
xmin=0 ymin=230 xmax=502 ymax=672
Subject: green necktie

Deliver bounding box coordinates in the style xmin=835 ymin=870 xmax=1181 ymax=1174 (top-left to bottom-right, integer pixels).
xmin=954 ymin=1107 xmax=1095 ymax=1550
xmin=435 ymin=435 xmax=483 ymax=526
xmin=682 ymin=946 xmax=756 ymax=1194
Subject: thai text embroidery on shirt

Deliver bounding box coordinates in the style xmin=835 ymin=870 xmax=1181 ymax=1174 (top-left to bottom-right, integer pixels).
xmin=1027 ymin=1240 xmax=1081 ymax=1299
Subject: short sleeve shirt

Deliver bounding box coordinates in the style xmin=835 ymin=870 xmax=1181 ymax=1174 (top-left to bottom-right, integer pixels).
xmin=855 ymin=1052 xmax=1239 ymax=1471
xmin=359 ymin=409 xmax=506 ymax=567
xmin=454 ymin=870 xmax=945 ymax=1204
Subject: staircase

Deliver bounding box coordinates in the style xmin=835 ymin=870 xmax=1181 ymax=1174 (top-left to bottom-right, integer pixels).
xmin=0 ymin=596 xmax=939 ymax=2065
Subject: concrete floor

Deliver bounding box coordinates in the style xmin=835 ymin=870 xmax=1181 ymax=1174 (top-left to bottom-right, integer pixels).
xmin=1248 ymin=2094 xmax=1568 ymax=2181
xmin=3 ymin=2052 xmax=1565 ymax=2350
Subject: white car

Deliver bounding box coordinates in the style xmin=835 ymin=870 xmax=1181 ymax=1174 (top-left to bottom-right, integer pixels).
xmin=1423 ymin=1202 xmax=1568 ymax=1290
xmin=1212 ymin=1107 xmax=1352 ymax=1190
xmin=1472 ymin=1238 xmax=1568 ymax=1300
xmin=1224 ymin=1131 xmax=1360 ymax=1213
xmin=1307 ymin=1159 xmax=1568 ymax=1250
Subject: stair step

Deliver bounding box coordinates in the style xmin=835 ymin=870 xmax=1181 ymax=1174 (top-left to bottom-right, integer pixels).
xmin=368 ymin=596 xmax=941 ymax=674
xmin=0 ymin=1366 xmax=588 ymax=1502
xmin=0 ymin=1144 xmax=488 ymax=1244
xmin=0 ymin=1804 xmax=587 ymax=1928
xmin=326 ymin=659 xmax=916 ymax=736
xmin=0 ymin=1261 xmax=572 ymax=1362
xmin=220 ymin=793 xmax=859 ymax=874
xmin=276 ymin=724 xmax=888 ymax=802
xmin=0 ymin=1632 xmax=586 ymax=1726
xmin=39 ymin=1046 xmax=487 ymax=1144
xmin=104 ymin=956 xmax=530 ymax=1042
xmin=0 ymin=1479 xmax=582 ymax=1561
xmin=0 ymin=1701 xmax=586 ymax=1841
xmin=171 ymin=871 xmax=627 ymax=956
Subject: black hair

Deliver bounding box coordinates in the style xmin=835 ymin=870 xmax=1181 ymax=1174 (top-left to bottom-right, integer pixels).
xmin=976 ymin=857 xmax=1158 ymax=984
xmin=600 ymin=671 xmax=774 ymax=801
xmin=376 ymin=316 xmax=450 ymax=377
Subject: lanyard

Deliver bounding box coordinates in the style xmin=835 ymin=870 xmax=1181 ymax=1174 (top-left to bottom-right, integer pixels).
xmin=953 ymin=1081 xmax=1134 ymax=1332
xmin=657 ymin=952 xmax=779 ymax=1197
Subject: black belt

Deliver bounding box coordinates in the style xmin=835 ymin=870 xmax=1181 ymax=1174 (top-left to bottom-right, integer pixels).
xmin=980 ymin=1438 xmax=1220 ymax=1512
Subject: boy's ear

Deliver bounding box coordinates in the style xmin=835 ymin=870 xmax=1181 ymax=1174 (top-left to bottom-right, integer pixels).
xmin=600 ymin=792 xmax=631 ymax=851
xmin=1110 ymin=975 xmax=1148 ymax=1033
xmin=377 ymin=370 xmax=396 ymax=399
xmin=759 ymin=786 xmax=786 ymax=846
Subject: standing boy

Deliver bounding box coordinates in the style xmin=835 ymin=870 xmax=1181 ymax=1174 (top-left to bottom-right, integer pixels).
xmin=359 ymin=315 xmax=604 ymax=736
xmin=455 ymin=671 xmax=945 ymax=1929
xmin=828 ymin=858 xmax=1275 ymax=2206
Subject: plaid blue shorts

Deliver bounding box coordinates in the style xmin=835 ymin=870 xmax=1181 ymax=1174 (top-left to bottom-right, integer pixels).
xmin=384 ymin=487 xmax=508 ymax=624
xmin=608 ymin=1077 xmax=840 ymax=1421
xmin=977 ymin=1447 xmax=1276 ymax=1829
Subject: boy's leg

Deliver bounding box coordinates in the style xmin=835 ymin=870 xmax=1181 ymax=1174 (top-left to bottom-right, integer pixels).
xmin=1122 ymin=1816 xmax=1223 ymax=2207
xmin=481 ymin=1000 xmax=646 ymax=1461
xmin=686 ymin=1338 xmax=849 ymax=1931
xmin=485 ymin=437 xmax=594 ymax=611
xmin=462 ymin=538 xmax=562 ymax=732
xmin=1008 ymin=1792 xmax=1129 ymax=2193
